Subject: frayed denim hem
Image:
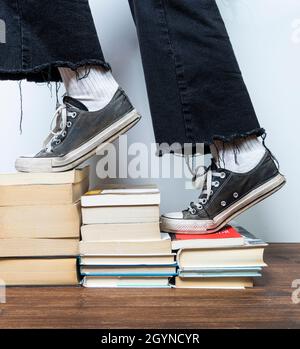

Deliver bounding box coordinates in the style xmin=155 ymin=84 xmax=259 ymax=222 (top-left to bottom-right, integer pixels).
xmin=156 ymin=127 xmax=266 ymax=157
xmin=0 ymin=59 xmax=111 ymax=82
xmin=212 ymin=127 xmax=265 ymax=145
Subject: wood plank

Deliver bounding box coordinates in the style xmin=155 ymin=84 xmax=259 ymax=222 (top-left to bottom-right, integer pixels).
xmin=0 ymin=244 xmax=299 ymax=329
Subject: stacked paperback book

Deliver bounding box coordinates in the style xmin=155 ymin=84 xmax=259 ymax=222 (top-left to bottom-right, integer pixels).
xmin=0 ymin=168 xmax=89 ymax=286
xmin=79 ymin=185 xmax=176 ymax=288
xmin=170 ymin=225 xmax=268 ymax=289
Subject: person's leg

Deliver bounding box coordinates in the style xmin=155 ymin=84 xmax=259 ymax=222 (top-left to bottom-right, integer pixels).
xmin=58 ymin=66 xmax=118 ymax=112
xmin=12 ymin=0 xmax=141 ymax=172
xmin=129 ymin=0 xmax=264 ymax=149
xmin=129 ymin=0 xmax=285 ymax=232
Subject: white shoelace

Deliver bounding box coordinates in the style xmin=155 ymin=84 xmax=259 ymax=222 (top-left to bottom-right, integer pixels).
xmin=43 ymin=105 xmax=77 ymax=153
xmin=185 ymin=157 xmax=225 ymax=213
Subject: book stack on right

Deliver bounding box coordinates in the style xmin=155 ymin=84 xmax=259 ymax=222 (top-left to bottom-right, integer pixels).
xmin=171 ymin=225 xmax=268 ymax=289
xmin=79 ymin=185 xmax=176 ymax=288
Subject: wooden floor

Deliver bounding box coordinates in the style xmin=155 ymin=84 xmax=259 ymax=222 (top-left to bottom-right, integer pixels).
xmin=0 ymin=244 xmax=299 ymax=329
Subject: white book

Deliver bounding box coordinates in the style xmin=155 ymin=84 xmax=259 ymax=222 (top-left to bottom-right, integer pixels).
xmin=82 ymin=205 xmax=160 ymax=224
xmin=79 ymin=233 xmax=171 ymax=256
xmin=81 ymin=222 xmax=161 ymax=241
xmin=81 ymin=185 xmax=160 ymax=207
xmin=82 ymin=276 xmax=171 ymax=288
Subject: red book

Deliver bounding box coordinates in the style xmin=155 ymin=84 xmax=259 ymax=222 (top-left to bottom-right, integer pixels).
xmin=171 ymin=226 xmax=244 ymax=250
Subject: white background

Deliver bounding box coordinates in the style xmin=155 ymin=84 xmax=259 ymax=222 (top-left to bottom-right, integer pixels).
xmin=0 ymin=0 xmax=299 ymax=242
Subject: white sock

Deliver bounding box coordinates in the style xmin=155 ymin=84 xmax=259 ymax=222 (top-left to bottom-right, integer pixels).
xmin=210 ymin=136 xmax=266 ymax=173
xmin=58 ymin=66 xmax=119 ymax=111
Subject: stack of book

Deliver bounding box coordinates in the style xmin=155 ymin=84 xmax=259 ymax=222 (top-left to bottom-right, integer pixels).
xmin=0 ymin=168 xmax=89 ymax=286
xmin=79 ymin=185 xmax=176 ymax=288
xmin=170 ymin=225 xmax=268 ymax=289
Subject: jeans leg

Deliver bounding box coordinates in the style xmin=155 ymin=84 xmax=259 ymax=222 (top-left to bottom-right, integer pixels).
xmin=129 ymin=0 xmax=264 ymax=152
xmin=0 ymin=0 xmax=109 ymax=82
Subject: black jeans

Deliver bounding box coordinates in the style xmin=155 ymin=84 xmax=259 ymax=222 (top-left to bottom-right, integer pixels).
xmin=0 ymin=0 xmax=264 ymax=150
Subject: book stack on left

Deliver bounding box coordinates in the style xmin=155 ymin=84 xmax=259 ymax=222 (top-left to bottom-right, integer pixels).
xmin=0 ymin=168 xmax=89 ymax=286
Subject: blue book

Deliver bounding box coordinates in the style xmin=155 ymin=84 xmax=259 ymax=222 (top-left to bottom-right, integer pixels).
xmin=81 ymin=272 xmax=178 ymax=277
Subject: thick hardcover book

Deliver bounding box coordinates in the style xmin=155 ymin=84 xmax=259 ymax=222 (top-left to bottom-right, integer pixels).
xmin=177 ymin=246 xmax=267 ymax=269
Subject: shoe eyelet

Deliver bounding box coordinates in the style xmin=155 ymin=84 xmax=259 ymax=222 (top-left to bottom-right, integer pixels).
xmin=201 ymin=199 xmax=207 ymax=205
xmin=220 ymin=172 xmax=226 ymax=179
xmin=67 ymin=121 xmax=72 ymax=128
xmin=70 ymin=112 xmax=77 ymax=119
xmin=62 ymin=131 xmax=67 ymax=137
xmin=221 ymin=201 xmax=226 ymax=207
xmin=190 ymin=208 xmax=197 ymax=215
xmin=55 ymin=139 xmax=61 ymax=145
xmin=213 ymin=181 xmax=220 ymax=187
xmin=210 ymin=190 xmax=214 ymax=195
xmin=233 ymin=192 xmax=239 ymax=199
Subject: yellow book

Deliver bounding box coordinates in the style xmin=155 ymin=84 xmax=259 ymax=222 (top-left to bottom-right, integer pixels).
xmin=0 ymin=202 xmax=81 ymax=238
xmin=0 ymin=238 xmax=79 ymax=257
xmin=0 ymin=167 xmax=89 ymax=206
xmin=0 ymin=258 xmax=78 ymax=286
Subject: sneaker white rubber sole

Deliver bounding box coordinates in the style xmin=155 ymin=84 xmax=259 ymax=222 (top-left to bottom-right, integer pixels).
xmin=15 ymin=109 xmax=141 ymax=173
xmin=160 ymin=173 xmax=286 ymax=234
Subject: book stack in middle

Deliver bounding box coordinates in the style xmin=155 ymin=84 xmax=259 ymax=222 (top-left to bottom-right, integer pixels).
xmin=79 ymin=185 xmax=177 ymax=288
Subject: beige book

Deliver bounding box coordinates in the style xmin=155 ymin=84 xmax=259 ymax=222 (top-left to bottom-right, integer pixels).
xmin=177 ymin=247 xmax=266 ymax=269
xmin=0 ymin=167 xmax=89 ymax=186
xmin=79 ymin=234 xmax=171 ymax=255
xmin=0 ymin=177 xmax=89 ymax=206
xmin=82 ymin=276 xmax=170 ymax=288
xmin=0 ymin=258 xmax=78 ymax=286
xmin=175 ymin=277 xmax=253 ymax=289
xmin=80 ymin=254 xmax=176 ymax=266
xmin=1 ymin=272 xmax=78 ymax=286
xmin=82 ymin=205 xmax=159 ymax=224
xmin=0 ymin=238 xmax=79 ymax=257
xmin=81 ymin=222 xmax=160 ymax=241
xmin=0 ymin=202 xmax=81 ymax=239
xmin=0 ymin=258 xmax=76 ymax=271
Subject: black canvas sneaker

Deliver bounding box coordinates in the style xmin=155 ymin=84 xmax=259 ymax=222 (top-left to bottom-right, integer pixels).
xmin=15 ymin=88 xmax=141 ymax=172
xmin=161 ymin=151 xmax=286 ymax=234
